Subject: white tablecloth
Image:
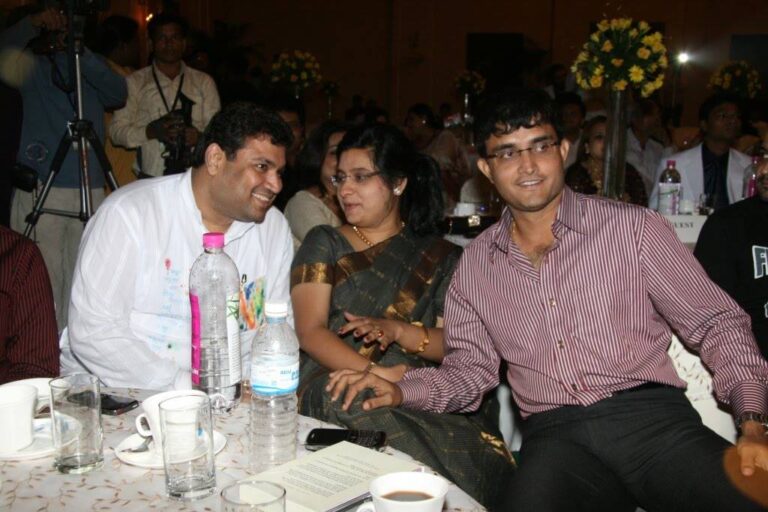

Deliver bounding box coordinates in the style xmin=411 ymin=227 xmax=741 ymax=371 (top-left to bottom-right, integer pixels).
xmin=0 ymin=388 xmax=484 ymax=511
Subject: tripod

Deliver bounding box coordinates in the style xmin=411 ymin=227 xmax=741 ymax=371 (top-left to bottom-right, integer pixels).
xmin=23 ymin=37 xmax=119 ymax=237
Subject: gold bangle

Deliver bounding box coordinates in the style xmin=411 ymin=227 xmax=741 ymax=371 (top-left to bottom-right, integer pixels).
xmin=365 ymin=360 xmax=377 ymax=373
xmin=414 ymin=325 xmax=430 ymax=353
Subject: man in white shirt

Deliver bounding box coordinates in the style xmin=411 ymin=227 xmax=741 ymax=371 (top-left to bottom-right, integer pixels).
xmin=626 ymin=98 xmax=668 ymax=196
xmin=109 ymin=13 xmax=220 ymax=177
xmin=61 ymin=103 xmax=295 ymax=390
xmin=649 ymin=93 xmax=751 ymax=211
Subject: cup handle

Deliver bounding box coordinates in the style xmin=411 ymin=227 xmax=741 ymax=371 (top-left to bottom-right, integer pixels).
xmin=135 ymin=413 xmax=152 ymax=437
xmin=356 ymin=503 xmax=375 ymax=512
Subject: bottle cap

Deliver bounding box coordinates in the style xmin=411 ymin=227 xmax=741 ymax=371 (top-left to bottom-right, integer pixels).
xmin=752 ymin=155 xmax=761 ymax=163
xmin=666 ymin=160 xmax=676 ymax=167
xmin=264 ymin=301 xmax=289 ymax=318
xmin=202 ymin=232 xmax=225 ymax=248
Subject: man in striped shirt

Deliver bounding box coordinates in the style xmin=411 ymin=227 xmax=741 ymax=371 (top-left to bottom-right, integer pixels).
xmin=328 ymin=89 xmax=768 ymax=510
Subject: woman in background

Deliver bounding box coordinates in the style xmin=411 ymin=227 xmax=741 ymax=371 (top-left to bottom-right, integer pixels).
xmin=566 ymin=115 xmax=648 ymax=205
xmin=284 ymin=121 xmax=348 ymax=248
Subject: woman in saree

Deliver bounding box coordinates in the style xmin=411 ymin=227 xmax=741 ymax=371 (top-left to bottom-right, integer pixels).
xmin=291 ymin=124 xmax=513 ymax=509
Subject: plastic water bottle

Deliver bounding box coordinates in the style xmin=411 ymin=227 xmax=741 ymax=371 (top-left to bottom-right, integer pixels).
xmin=657 ymin=159 xmax=681 ymax=215
xmin=189 ymin=232 xmax=242 ymax=414
xmin=743 ymin=156 xmax=760 ymax=199
xmin=249 ymin=301 xmax=299 ymax=472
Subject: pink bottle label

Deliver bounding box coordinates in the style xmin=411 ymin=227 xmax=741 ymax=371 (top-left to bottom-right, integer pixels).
xmin=747 ymin=176 xmax=757 ymax=198
xmin=190 ymin=294 xmax=201 ymax=385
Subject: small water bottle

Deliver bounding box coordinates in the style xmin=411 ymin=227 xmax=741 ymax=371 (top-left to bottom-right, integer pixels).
xmin=657 ymin=160 xmax=682 ymax=215
xmin=189 ymin=232 xmax=242 ymax=413
xmin=249 ymin=301 xmax=299 ymax=472
xmin=743 ymin=156 xmax=760 ymax=199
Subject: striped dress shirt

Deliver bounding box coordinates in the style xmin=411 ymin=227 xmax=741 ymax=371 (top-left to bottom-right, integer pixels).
xmin=400 ymin=187 xmax=768 ymax=418
xmin=0 ymin=226 xmax=59 ymax=383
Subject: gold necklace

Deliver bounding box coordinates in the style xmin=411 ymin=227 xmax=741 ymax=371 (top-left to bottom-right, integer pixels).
xmin=352 ymin=222 xmax=406 ymax=248
xmin=352 ymin=225 xmax=375 ymax=247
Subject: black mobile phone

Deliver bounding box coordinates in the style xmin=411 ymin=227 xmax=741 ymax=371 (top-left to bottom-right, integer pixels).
xmin=68 ymin=392 xmax=139 ymax=415
xmin=100 ymin=394 xmax=139 ymax=416
xmin=305 ymin=428 xmax=387 ymax=451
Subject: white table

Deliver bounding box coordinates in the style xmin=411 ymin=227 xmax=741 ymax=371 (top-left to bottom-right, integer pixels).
xmin=0 ymin=388 xmax=484 ymax=511
xmin=663 ymin=214 xmax=707 ymax=247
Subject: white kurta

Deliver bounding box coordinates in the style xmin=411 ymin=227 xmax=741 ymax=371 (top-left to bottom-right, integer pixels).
xmin=61 ymin=171 xmax=293 ymax=390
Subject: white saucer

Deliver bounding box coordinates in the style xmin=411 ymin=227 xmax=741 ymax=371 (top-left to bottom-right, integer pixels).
xmin=0 ymin=416 xmax=78 ymax=461
xmin=114 ymin=431 xmax=227 ymax=469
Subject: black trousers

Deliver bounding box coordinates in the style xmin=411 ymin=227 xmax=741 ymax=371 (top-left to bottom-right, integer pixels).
xmin=501 ymin=386 xmax=766 ymax=512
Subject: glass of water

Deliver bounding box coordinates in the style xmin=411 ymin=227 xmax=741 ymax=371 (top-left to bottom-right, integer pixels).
xmin=159 ymin=393 xmax=216 ymax=501
xmin=49 ymin=373 xmax=104 ymax=474
xmin=220 ymin=481 xmax=286 ymax=511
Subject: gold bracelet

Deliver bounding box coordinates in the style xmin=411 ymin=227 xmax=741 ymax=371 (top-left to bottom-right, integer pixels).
xmin=414 ymin=325 xmax=430 ymax=353
xmin=365 ymin=360 xmax=377 ymax=373
xmin=403 ymin=322 xmax=430 ymax=354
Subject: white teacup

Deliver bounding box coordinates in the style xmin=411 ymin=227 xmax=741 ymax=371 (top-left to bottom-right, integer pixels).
xmin=0 ymin=384 xmax=37 ymax=453
xmin=356 ymin=471 xmax=449 ymax=512
xmin=135 ymin=389 xmax=206 ymax=454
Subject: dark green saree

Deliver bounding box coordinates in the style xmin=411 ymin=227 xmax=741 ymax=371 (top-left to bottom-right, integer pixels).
xmin=291 ymin=225 xmax=514 ymax=509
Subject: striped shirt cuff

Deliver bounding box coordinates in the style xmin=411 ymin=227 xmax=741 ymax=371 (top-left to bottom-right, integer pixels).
xmin=399 ymin=376 xmax=432 ymax=411
xmin=729 ymin=381 xmax=768 ymax=418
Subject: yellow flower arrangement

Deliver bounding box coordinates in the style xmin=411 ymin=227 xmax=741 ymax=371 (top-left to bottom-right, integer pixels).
xmin=454 ymin=70 xmax=486 ymax=96
xmin=709 ymin=60 xmax=762 ymax=99
xmin=572 ymin=17 xmax=667 ymax=97
xmin=270 ymin=50 xmax=322 ymax=90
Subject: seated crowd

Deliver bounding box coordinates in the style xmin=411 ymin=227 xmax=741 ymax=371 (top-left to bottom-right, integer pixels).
xmin=1 ymin=9 xmax=767 ymax=512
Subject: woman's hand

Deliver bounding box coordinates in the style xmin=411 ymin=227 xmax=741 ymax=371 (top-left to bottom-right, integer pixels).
xmin=338 ymin=312 xmax=405 ymax=351
xmin=371 ymin=363 xmax=408 ymax=383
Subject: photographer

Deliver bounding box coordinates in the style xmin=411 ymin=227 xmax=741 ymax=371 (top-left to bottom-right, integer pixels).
xmin=109 ymin=12 xmax=220 ymax=178
xmin=0 ymin=6 xmax=127 ymax=329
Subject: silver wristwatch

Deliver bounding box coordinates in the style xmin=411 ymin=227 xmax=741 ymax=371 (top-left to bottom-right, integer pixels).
xmin=736 ymin=412 xmax=768 ymax=434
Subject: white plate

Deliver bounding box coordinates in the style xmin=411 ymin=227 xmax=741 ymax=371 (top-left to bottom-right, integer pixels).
xmin=114 ymin=431 xmax=227 ymax=469
xmin=1 ymin=378 xmax=52 ymax=412
xmin=0 ymin=416 xmax=79 ymax=461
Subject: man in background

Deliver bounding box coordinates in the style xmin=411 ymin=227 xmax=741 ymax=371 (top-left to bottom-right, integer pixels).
xmin=110 ymin=12 xmax=220 ymax=178
xmin=0 ymin=7 xmax=127 ymax=328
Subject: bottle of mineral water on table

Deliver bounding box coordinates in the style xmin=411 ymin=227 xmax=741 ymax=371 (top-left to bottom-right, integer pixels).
xmin=189 ymin=232 xmax=242 ymax=413
xmin=657 ymin=159 xmax=681 ymax=215
xmin=250 ymin=301 xmax=299 ymax=472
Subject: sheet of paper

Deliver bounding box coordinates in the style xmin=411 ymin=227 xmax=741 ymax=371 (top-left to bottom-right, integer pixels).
xmin=248 ymin=441 xmax=420 ymax=512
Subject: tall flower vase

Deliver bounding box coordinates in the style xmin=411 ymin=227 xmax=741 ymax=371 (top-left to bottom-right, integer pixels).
xmin=461 ymin=92 xmax=474 ymax=145
xmin=602 ymin=88 xmax=629 ymax=200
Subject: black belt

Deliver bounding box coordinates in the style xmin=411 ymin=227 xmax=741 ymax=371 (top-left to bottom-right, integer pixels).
xmin=612 ymin=382 xmax=669 ymax=396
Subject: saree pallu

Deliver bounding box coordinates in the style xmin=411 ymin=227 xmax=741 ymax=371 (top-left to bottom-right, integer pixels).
xmin=291 ymin=226 xmax=514 ymax=509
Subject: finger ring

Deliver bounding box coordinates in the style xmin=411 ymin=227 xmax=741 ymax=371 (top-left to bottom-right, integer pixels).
xmin=375 ymin=329 xmax=384 ymax=339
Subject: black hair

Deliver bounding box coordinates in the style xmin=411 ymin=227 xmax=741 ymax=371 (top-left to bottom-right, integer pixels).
xmin=406 ymin=103 xmax=443 ymax=130
xmin=336 ymin=124 xmax=444 ymax=236
xmin=555 ymin=91 xmax=586 ymax=118
xmin=295 ymin=120 xmax=350 ymax=195
xmin=699 ymin=92 xmax=741 ymax=122
xmin=147 ymin=12 xmax=189 ymax=40
xmin=94 ymin=15 xmax=138 ymax=56
xmin=474 ymin=88 xmax=562 ymax=158
xmin=191 ymin=102 xmax=294 ymax=167
xmin=264 ymin=92 xmax=306 ymax=128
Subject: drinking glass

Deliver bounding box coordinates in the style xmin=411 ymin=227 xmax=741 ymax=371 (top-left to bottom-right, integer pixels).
xmin=159 ymin=393 xmax=216 ymax=501
xmin=49 ymin=373 xmax=104 ymax=474
xmin=220 ymin=481 xmax=286 ymax=511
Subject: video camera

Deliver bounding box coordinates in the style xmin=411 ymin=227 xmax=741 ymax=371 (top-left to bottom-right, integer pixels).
xmin=163 ymin=92 xmax=196 ymax=175
xmin=30 ymin=0 xmax=110 ymax=54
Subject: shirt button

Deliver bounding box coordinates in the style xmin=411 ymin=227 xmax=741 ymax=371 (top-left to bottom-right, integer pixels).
xmin=549 ymin=298 xmax=557 ymax=307
xmin=557 ymin=340 xmax=564 ymax=349
xmin=571 ymin=383 xmax=578 ymax=391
